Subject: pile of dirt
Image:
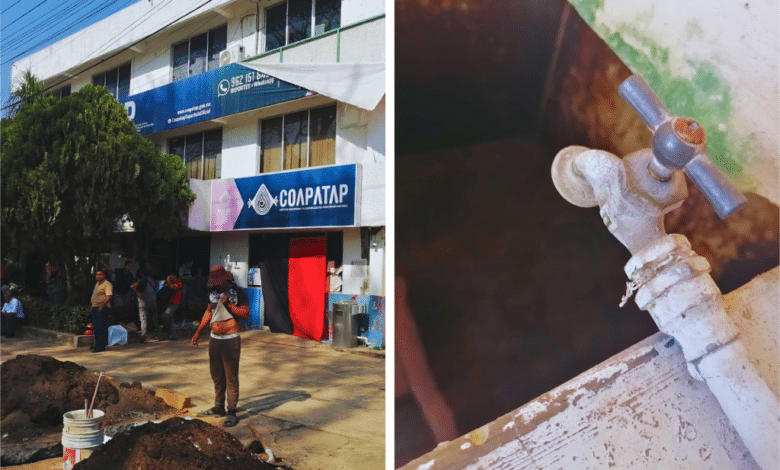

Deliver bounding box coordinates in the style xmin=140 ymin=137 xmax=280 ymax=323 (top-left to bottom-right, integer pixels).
xmin=1 ymin=354 xmax=176 ymax=465
xmin=73 ymin=417 xmax=277 ymax=470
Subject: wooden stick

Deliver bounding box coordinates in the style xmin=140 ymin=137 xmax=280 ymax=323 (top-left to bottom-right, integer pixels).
xmin=88 ymin=372 xmax=104 ymax=418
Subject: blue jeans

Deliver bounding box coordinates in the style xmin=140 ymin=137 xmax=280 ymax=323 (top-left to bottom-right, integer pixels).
xmin=1 ymin=315 xmax=17 ymax=337
xmin=91 ymin=306 xmax=112 ymax=351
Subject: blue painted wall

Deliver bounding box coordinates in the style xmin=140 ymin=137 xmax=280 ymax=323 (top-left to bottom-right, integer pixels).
xmin=327 ymin=294 xmax=385 ymax=349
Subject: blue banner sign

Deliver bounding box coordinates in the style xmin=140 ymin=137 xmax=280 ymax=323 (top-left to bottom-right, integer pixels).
xmin=124 ymin=63 xmax=310 ymax=135
xmin=210 ymin=164 xmax=358 ymax=230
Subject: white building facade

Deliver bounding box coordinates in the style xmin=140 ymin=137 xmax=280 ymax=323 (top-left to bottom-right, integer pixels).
xmin=11 ymin=0 xmax=386 ymax=346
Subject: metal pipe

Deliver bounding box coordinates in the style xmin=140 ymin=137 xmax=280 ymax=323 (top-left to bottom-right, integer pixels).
xmin=552 ymin=145 xmax=779 ymax=470
xmin=625 ymin=235 xmax=779 ymax=470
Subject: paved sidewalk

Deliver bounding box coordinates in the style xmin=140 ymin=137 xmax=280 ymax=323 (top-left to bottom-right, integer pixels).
xmin=0 ymin=328 xmax=386 ymax=470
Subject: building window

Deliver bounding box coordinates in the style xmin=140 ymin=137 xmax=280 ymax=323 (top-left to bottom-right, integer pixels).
xmin=52 ymin=85 xmax=71 ymax=99
xmin=92 ymin=63 xmax=131 ymax=100
xmin=172 ymin=25 xmax=227 ymax=82
xmin=265 ymin=0 xmax=341 ymax=52
xmin=260 ymin=105 xmax=336 ymax=173
xmin=169 ymin=129 xmax=222 ymax=180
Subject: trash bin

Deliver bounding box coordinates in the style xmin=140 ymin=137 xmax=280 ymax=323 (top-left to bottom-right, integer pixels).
xmin=332 ymin=302 xmax=359 ymax=348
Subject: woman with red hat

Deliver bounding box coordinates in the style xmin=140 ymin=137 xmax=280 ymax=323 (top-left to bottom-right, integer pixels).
xmin=191 ymin=265 xmax=249 ymax=427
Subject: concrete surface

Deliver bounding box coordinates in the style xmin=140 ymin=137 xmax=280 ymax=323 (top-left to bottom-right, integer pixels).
xmin=0 ymin=328 xmax=385 ymax=470
xmin=399 ymin=267 xmax=778 ymax=470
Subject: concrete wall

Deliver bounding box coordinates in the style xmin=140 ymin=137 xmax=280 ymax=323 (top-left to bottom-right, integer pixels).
xmin=12 ymin=0 xmax=237 ymax=85
xmin=341 ymin=0 xmax=384 ymax=26
xmin=221 ymin=119 xmax=260 ymax=179
xmin=13 ymin=0 xmax=384 ymax=93
xmin=206 ymin=225 xmax=382 ymax=296
xmin=341 ymin=227 xmax=365 ymax=294
xmin=567 ymin=0 xmax=779 ymax=205
xmin=210 ymin=231 xmax=250 ymax=288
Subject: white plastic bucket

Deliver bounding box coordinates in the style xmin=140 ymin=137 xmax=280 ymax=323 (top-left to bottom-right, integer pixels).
xmin=62 ymin=409 xmax=104 ymax=470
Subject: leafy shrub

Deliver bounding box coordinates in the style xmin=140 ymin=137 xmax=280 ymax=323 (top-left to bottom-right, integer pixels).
xmin=19 ymin=295 xmax=91 ymax=334
xmin=17 ymin=295 xmax=208 ymax=334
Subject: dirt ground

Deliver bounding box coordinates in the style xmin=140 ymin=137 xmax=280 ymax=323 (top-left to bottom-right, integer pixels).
xmin=73 ymin=417 xmax=277 ymax=470
xmin=1 ymin=354 xmax=177 ymax=466
xmin=1 ymin=355 xmax=283 ymax=469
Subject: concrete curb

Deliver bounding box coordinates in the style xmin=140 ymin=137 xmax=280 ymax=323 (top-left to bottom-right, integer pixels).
xmin=16 ymin=325 xmax=385 ymax=359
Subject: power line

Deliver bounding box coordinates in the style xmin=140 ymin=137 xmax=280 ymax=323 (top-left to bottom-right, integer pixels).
xmin=1 ymin=0 xmax=26 ymax=15
xmin=2 ymin=0 xmax=129 ymax=66
xmin=3 ymin=0 xmax=216 ymax=112
xmin=2 ymin=0 xmax=87 ymax=50
xmin=3 ymin=0 xmax=51 ymax=29
xmin=84 ymin=0 xmax=176 ymax=63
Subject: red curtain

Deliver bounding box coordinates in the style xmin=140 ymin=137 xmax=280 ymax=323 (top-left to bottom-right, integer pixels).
xmin=288 ymin=236 xmax=327 ymax=341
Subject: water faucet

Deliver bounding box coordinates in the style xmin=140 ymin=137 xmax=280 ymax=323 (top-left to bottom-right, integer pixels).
xmin=619 ymin=75 xmax=746 ymax=219
xmin=551 ymin=75 xmax=777 ymax=470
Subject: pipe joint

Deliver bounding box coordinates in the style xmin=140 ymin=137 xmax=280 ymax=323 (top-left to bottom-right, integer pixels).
xmin=626 ymin=235 xmax=739 ymax=361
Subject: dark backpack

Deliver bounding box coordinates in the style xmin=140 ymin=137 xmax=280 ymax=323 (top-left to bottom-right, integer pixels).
xmin=114 ymin=270 xmax=132 ymax=294
xmin=136 ymin=277 xmax=148 ymax=293
xmin=156 ymin=285 xmax=171 ymax=308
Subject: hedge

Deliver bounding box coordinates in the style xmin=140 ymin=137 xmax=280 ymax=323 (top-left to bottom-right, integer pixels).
xmin=18 ymin=296 xmax=208 ymax=335
xmin=19 ymin=295 xmax=92 ymax=335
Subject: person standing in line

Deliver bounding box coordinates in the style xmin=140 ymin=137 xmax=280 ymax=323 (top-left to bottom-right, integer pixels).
xmin=131 ymin=264 xmax=157 ymax=342
xmin=179 ymin=260 xmax=194 ymax=305
xmin=191 ymin=266 xmax=249 ymax=427
xmin=90 ymin=269 xmax=113 ymax=353
xmin=1 ymin=285 xmax=24 ymax=338
xmin=101 ymin=259 xmax=134 ymax=306
xmin=162 ymin=274 xmax=183 ymax=340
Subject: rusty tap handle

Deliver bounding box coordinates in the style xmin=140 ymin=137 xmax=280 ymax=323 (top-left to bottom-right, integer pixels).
xmin=619 ymin=75 xmax=747 ymax=219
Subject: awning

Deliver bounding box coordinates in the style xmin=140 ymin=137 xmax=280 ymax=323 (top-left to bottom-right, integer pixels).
xmin=240 ymin=61 xmax=385 ymax=111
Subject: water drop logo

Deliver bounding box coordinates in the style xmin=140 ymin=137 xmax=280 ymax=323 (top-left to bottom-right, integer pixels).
xmin=247 ymin=184 xmax=277 ymax=216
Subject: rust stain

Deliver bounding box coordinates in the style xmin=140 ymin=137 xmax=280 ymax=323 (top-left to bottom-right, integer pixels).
xmin=468 ymin=426 xmax=489 ymax=446
xmin=625 ymin=348 xmax=659 ymax=370
xmin=673 ymin=117 xmax=706 ymax=145
xmin=580 ymin=370 xmax=623 ymax=393
xmin=513 ymin=388 xmax=577 ymax=438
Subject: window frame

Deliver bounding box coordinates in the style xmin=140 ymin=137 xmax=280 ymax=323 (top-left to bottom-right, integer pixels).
xmin=92 ymin=62 xmax=131 ymax=100
xmin=264 ymin=0 xmax=341 ymax=52
xmin=171 ymin=24 xmax=228 ymax=82
xmin=168 ymin=128 xmax=223 ymax=180
xmin=259 ymin=104 xmax=337 ymax=174
xmin=52 ymin=85 xmax=71 ymax=99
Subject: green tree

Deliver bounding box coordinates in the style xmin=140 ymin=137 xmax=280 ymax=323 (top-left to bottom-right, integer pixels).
xmin=1 ymin=83 xmax=195 ymax=303
xmin=4 ymin=69 xmax=46 ymax=118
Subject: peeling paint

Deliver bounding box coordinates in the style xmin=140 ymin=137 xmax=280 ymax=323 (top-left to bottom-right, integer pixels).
xmin=625 ymin=348 xmax=659 ymax=369
xmin=678 ymin=417 xmax=698 ymax=442
xmin=416 ymin=460 xmax=435 ymax=470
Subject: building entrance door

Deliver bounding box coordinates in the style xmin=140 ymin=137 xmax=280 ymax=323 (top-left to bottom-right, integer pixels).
xmin=288 ymin=236 xmax=327 ymax=341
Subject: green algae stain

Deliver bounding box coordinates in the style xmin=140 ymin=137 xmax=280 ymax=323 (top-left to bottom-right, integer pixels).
xmin=567 ymin=0 xmax=604 ymax=25
xmin=596 ymin=27 xmax=744 ymax=180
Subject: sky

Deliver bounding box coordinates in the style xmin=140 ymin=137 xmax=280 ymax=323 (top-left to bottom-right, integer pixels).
xmin=1 ymin=0 xmax=139 ymax=116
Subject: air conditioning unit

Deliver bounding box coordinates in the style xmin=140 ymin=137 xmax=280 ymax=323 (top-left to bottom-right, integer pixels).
xmin=219 ymin=45 xmax=245 ymax=67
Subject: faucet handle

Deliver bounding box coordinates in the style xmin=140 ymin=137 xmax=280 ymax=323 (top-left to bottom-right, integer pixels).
xmin=618 ymin=75 xmax=671 ymax=131
xmin=685 ymin=153 xmax=748 ymax=219
xmin=619 ymin=75 xmax=746 ymax=219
